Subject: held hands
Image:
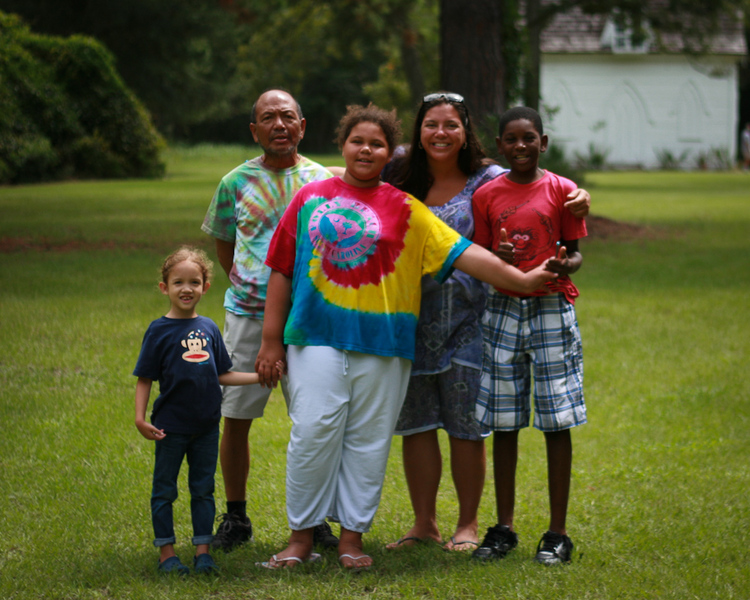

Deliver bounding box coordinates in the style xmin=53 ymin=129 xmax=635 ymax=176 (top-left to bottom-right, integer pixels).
xmin=255 ymin=340 xmax=286 ymax=388
xmin=524 ymin=261 xmax=558 ymax=294
xmin=493 ymin=228 xmax=515 ymax=264
xmin=135 ymin=419 xmax=165 ymax=441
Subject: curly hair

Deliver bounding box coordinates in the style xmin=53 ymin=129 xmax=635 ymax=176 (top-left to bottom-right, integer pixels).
xmin=160 ymin=246 xmax=214 ymax=285
xmin=335 ymin=103 xmax=401 ymax=153
xmin=387 ymin=93 xmax=487 ymax=201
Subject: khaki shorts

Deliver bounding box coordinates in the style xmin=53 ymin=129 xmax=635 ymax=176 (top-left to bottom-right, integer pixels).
xmin=221 ymin=312 xmax=278 ymax=420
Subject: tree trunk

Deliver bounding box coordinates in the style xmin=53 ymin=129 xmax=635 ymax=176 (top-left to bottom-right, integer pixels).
xmin=440 ymin=0 xmax=506 ymax=137
xmin=400 ymin=25 xmax=427 ymax=108
xmin=523 ymin=0 xmax=541 ymax=111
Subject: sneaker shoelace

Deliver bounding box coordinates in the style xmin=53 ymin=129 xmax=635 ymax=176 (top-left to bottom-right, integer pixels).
xmin=538 ymin=532 xmax=564 ymax=554
xmin=486 ymin=525 xmax=513 ymax=545
xmin=215 ymin=514 xmax=249 ymax=540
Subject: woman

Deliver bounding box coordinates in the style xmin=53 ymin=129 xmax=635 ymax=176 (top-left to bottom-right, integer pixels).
xmin=383 ymin=92 xmax=590 ymax=551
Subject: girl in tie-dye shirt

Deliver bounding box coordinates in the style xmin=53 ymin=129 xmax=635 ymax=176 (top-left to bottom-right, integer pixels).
xmin=254 ymin=104 xmax=557 ymax=571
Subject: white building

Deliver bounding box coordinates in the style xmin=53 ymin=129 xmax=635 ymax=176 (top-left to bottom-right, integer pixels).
xmin=539 ymin=7 xmax=747 ymax=169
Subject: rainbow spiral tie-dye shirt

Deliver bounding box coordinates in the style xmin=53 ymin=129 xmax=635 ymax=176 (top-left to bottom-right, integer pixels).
xmin=266 ymin=177 xmax=472 ymax=361
xmin=201 ymin=156 xmax=331 ymax=318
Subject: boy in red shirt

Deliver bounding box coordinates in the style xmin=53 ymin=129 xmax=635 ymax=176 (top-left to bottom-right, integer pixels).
xmin=472 ymin=107 xmax=587 ymax=565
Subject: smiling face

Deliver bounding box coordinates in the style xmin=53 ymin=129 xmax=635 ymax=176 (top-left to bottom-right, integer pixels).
xmin=420 ymin=103 xmax=466 ymax=166
xmin=496 ymin=117 xmax=548 ymax=184
xmin=250 ymin=90 xmax=306 ymax=169
xmin=159 ymin=260 xmax=210 ymax=319
xmin=341 ymin=121 xmax=392 ymax=188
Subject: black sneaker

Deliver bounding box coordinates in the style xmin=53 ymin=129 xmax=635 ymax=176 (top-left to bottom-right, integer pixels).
xmin=534 ymin=531 xmax=573 ymax=565
xmin=312 ymin=521 xmax=339 ymax=550
xmin=472 ymin=524 xmax=519 ymax=560
xmin=211 ymin=513 xmax=253 ymax=552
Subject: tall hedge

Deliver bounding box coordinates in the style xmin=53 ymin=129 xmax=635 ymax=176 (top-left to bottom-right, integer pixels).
xmin=0 ymin=12 xmax=165 ymax=183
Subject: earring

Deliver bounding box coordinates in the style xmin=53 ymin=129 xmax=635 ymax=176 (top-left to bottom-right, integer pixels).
xmin=463 ymin=141 xmax=468 ymax=149
xmin=418 ymin=142 xmax=423 ymax=149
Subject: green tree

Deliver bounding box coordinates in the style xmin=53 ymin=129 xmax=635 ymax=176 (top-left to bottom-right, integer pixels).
xmin=0 ymin=11 xmax=164 ymax=183
xmin=0 ymin=0 xmax=242 ymax=136
xmin=231 ymin=0 xmax=441 ymax=150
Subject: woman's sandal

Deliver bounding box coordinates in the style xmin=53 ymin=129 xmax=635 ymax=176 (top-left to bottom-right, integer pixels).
xmin=339 ymin=553 xmax=372 ymax=572
xmin=256 ymin=552 xmax=321 ymax=569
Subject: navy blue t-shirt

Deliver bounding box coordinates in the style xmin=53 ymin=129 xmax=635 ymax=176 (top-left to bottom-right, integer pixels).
xmin=133 ymin=315 xmax=233 ymax=434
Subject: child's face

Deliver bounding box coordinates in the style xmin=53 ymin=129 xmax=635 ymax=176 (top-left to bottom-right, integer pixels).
xmin=341 ymin=121 xmax=392 ymax=188
xmin=159 ymin=260 xmax=209 ymax=318
xmin=420 ymin=103 xmax=466 ymax=164
xmin=497 ymin=118 xmax=548 ymax=181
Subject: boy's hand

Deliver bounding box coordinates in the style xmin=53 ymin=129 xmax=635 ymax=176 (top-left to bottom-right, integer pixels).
xmin=135 ymin=419 xmax=165 ymax=440
xmin=546 ymin=244 xmax=581 ymax=277
xmin=493 ymin=228 xmax=515 ymax=264
xmin=564 ymin=189 xmax=590 ymax=218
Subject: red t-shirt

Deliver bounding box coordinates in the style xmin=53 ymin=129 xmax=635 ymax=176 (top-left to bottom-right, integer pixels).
xmin=473 ymin=171 xmax=587 ymax=303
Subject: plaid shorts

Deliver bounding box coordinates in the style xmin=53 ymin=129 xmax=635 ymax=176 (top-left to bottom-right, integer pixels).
xmin=476 ymin=293 xmax=586 ymax=432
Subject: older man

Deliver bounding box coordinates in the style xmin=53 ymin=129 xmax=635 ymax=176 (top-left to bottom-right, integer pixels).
xmin=201 ymin=89 xmax=340 ymax=552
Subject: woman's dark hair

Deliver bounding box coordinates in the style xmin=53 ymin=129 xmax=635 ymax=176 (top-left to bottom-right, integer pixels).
xmin=387 ymin=92 xmax=487 ymax=201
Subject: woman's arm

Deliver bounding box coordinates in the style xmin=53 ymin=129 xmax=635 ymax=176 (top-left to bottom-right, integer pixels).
xmin=453 ymin=243 xmax=557 ymax=295
xmin=255 ymin=270 xmax=292 ymax=388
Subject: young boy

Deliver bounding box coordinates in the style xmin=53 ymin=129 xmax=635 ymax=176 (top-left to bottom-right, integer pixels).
xmin=134 ymin=247 xmax=273 ymax=575
xmin=471 ymin=107 xmax=588 ymax=565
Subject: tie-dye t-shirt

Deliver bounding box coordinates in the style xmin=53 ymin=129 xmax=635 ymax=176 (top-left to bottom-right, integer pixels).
xmin=201 ymin=156 xmax=331 ymax=318
xmin=265 ymin=177 xmax=472 ymax=361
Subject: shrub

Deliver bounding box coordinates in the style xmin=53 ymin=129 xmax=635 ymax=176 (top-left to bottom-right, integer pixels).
xmin=655 ymin=148 xmax=690 ymax=170
xmin=0 ymin=11 xmax=165 ymax=183
xmin=0 ymin=134 xmax=60 ymax=183
xmin=540 ymin=143 xmax=586 ymax=186
xmin=574 ymin=143 xmax=611 ymax=171
xmin=693 ymin=147 xmax=733 ymax=171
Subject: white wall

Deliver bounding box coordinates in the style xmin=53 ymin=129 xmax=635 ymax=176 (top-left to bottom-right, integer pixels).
xmin=540 ymin=54 xmax=739 ymax=168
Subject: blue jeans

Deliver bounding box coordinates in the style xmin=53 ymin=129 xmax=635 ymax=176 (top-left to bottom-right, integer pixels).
xmin=151 ymin=425 xmax=219 ymax=547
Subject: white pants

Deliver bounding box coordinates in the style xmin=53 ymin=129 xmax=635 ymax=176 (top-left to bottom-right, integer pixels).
xmin=285 ymin=345 xmax=411 ymax=533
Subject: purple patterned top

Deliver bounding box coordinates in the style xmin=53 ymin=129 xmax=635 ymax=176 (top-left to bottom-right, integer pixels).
xmin=412 ymin=164 xmax=505 ymax=374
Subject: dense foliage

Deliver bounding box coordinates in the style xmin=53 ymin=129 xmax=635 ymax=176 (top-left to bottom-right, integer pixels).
xmin=0 ymin=0 xmax=242 ymax=138
xmin=0 ymin=0 xmax=440 ymax=150
xmin=0 ymin=12 xmax=165 ymax=183
xmin=0 ymin=0 xmax=746 ymax=155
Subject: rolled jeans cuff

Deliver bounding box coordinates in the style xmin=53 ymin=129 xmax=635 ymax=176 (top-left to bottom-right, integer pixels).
xmin=192 ymin=534 xmax=214 ymax=546
xmin=153 ymin=536 xmax=176 ymax=548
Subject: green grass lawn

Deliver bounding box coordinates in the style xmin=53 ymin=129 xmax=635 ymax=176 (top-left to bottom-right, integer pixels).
xmin=1 ymin=148 xmax=748 ymax=599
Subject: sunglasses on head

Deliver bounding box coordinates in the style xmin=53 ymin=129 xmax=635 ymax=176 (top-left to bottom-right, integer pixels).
xmin=422 ymin=92 xmax=464 ymax=104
